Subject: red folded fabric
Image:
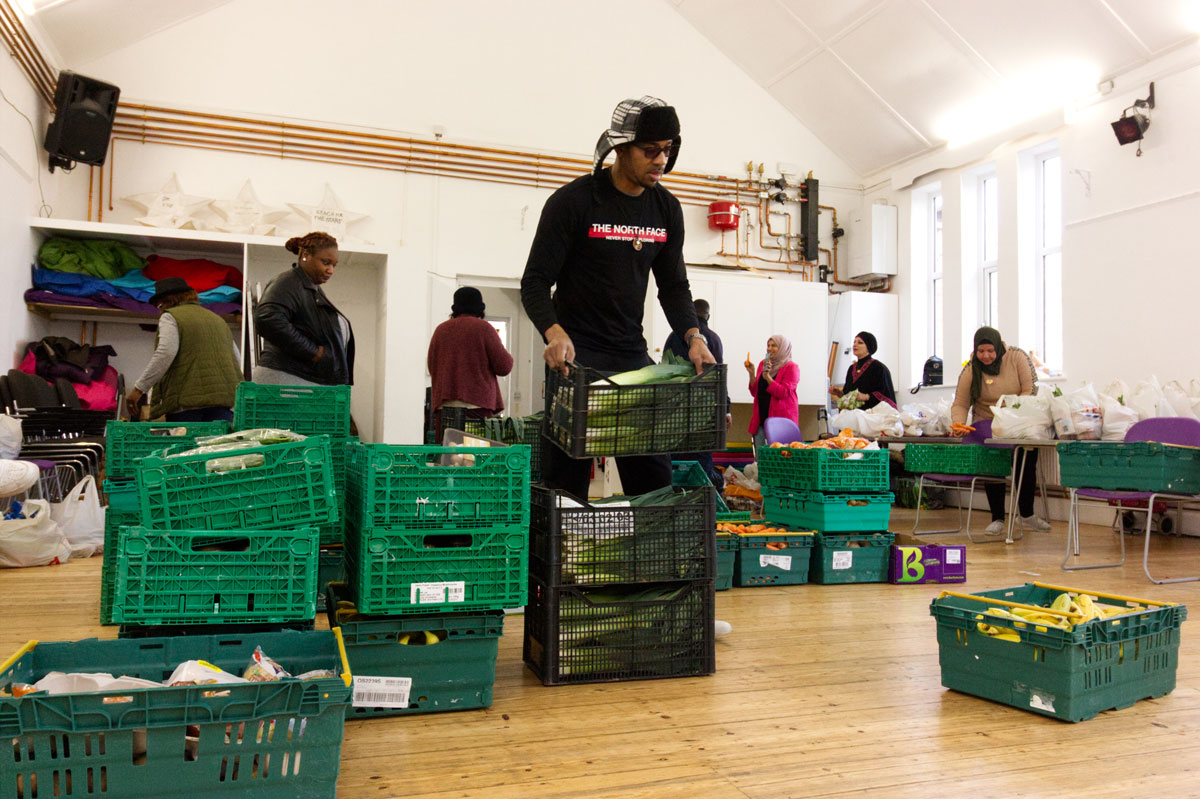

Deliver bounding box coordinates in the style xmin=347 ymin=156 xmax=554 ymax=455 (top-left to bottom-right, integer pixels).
xmin=143 ymin=255 xmax=244 ymax=292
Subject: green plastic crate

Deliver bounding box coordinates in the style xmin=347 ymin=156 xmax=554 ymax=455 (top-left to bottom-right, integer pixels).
xmin=1057 ymin=441 xmax=1200 ymax=493
xmin=100 ymin=509 xmax=140 ymax=626
xmin=103 ymin=419 xmax=230 ymax=480
xmin=716 ymin=510 xmax=753 ymax=522
xmin=111 ymin=526 xmax=318 ymax=626
xmin=0 ymin=629 xmax=352 ymax=799
xmin=905 ymin=443 xmax=1013 ymax=477
xmin=715 ymin=533 xmax=738 ymax=591
xmin=763 ymin=488 xmax=893 ymax=532
xmin=811 ymin=532 xmax=895 ymax=584
xmin=137 ymin=436 xmax=338 ymax=533
xmin=757 ymin=446 xmax=889 ymax=493
xmin=460 ymin=413 xmax=544 ymax=482
xmin=734 ymin=530 xmax=816 ymax=586
xmin=326 ymin=582 xmax=502 ymax=717
xmin=317 ymin=437 xmax=358 ymax=546
xmin=346 ymin=443 xmax=530 ymax=530
xmin=233 ymin=381 xmax=352 ymax=437
xmin=317 ymin=548 xmax=345 ymax=613
xmin=345 ymin=524 xmax=528 ymax=615
xmin=930 ymin=583 xmax=1187 ymax=722
xmin=671 ymin=460 xmax=736 ymax=515
xmin=103 ymin=477 xmax=139 ymax=513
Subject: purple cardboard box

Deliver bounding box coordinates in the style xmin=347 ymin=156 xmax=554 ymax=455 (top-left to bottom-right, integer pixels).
xmin=889 ymin=544 xmax=966 ymax=584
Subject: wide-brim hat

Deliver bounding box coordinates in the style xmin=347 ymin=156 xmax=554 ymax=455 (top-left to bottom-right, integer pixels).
xmin=592 ymin=96 xmax=681 ymax=176
xmin=149 ymin=276 xmax=192 ymax=306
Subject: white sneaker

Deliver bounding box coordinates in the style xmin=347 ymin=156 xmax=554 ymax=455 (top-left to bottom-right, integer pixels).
xmin=984 ymin=520 xmax=1005 ymax=536
xmin=714 ymin=620 xmax=732 ymax=638
xmin=1020 ymin=515 xmax=1052 ymax=531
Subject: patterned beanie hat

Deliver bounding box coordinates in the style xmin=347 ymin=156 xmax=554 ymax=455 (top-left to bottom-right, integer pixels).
xmin=592 ymin=96 xmax=681 ymax=176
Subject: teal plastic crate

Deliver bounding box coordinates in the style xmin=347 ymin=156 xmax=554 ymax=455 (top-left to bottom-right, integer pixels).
xmin=0 ymin=629 xmax=352 ymax=799
xmin=672 ymin=460 xmax=736 ymax=514
xmin=317 ymin=437 xmax=358 ymax=546
xmin=763 ymin=488 xmax=893 ymax=532
xmin=717 ymin=510 xmax=753 ymax=522
xmin=233 ymin=381 xmax=352 ymax=437
xmin=1057 ymin=440 xmax=1200 ymax=493
xmin=103 ymin=477 xmax=139 ymax=513
xmin=930 ymin=583 xmax=1187 ymax=722
xmin=905 ymin=443 xmax=1013 ymax=477
xmin=811 ymin=532 xmax=895 ymax=584
xmin=715 ymin=533 xmax=738 ymax=591
xmin=100 ymin=509 xmax=140 ymax=626
xmin=111 ymin=526 xmax=318 ymax=626
xmin=103 ymin=419 xmax=230 ymax=480
xmin=326 ymin=582 xmax=502 ymax=717
xmin=734 ymin=530 xmax=816 ymax=586
xmin=137 ymin=436 xmax=338 ymax=533
xmin=346 ymin=443 xmax=530 ymax=530
xmin=345 ymin=524 xmax=528 ymax=615
xmin=757 ymin=446 xmax=890 ymax=493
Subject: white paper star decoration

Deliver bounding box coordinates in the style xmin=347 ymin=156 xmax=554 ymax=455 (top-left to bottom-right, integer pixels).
xmin=211 ymin=180 xmax=291 ymax=236
xmin=287 ymin=184 xmax=368 ymax=241
xmin=122 ymin=174 xmax=213 ymax=229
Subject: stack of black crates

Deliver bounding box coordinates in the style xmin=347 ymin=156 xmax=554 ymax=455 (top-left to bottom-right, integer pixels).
xmin=757 ymin=445 xmax=895 ymax=583
xmin=524 ymin=361 xmax=727 ymax=685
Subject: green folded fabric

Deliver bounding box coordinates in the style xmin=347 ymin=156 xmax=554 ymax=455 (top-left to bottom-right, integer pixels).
xmin=37 ymin=237 xmax=145 ymax=279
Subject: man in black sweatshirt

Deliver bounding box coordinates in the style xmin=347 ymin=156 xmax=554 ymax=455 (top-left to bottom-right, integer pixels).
xmin=521 ymin=96 xmax=715 ymax=500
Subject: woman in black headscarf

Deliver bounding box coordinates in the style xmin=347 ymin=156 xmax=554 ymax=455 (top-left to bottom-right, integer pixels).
xmin=830 ymin=331 xmax=896 ymax=409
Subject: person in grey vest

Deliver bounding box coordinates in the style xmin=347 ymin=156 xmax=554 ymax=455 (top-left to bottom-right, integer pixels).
xmin=126 ymin=277 xmax=242 ymax=422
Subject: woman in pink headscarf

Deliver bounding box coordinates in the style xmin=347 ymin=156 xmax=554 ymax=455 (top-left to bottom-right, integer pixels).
xmin=745 ymin=334 xmax=800 ymax=447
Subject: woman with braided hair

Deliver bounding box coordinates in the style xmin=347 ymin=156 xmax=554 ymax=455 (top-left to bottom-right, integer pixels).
xmin=253 ymin=231 xmax=355 ymax=385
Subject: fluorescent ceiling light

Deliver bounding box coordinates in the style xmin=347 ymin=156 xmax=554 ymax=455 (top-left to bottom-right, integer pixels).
xmin=934 ymin=61 xmax=1101 ymax=148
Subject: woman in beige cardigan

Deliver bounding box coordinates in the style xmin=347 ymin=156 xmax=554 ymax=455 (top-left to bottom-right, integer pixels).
xmin=950 ymin=326 xmax=1051 ymax=535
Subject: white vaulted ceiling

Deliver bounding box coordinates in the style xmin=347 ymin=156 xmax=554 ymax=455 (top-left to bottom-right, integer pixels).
xmin=20 ymin=0 xmax=1200 ymax=180
xmin=670 ymin=0 xmax=1200 ymax=175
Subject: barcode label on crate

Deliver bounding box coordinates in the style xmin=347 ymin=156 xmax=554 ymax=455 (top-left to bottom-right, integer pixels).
xmin=352 ymin=675 xmax=412 ymax=708
xmin=411 ymin=581 xmax=466 ymax=604
xmin=832 ymin=551 xmax=853 ymax=570
xmin=759 ymin=554 xmax=792 ymax=570
xmin=946 ymin=548 xmax=962 ymax=565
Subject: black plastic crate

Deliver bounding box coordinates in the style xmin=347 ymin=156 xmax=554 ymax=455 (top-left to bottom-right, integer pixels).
xmin=545 ymin=363 xmax=727 ymax=458
xmin=523 ymin=576 xmax=715 ymax=686
xmin=530 ymin=486 xmax=715 ymax=586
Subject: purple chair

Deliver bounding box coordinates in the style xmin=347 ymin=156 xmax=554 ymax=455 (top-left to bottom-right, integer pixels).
xmin=1063 ymin=416 xmax=1200 ymax=584
xmin=911 ymin=420 xmax=1024 ymax=543
xmin=763 ymin=417 xmax=803 ymax=447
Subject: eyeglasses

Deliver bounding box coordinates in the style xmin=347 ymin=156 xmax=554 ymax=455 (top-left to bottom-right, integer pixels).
xmin=633 ymin=143 xmax=673 ymax=160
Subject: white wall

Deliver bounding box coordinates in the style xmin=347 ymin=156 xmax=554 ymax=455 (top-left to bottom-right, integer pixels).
xmin=882 ymin=52 xmax=1200 ymax=396
xmin=3 ymin=0 xmax=868 ymax=441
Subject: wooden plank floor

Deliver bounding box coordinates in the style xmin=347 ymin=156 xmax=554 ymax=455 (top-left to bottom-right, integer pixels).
xmin=2 ymin=509 xmax=1198 ymax=798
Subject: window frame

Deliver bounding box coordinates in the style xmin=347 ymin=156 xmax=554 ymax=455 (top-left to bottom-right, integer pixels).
xmin=929 ymin=191 xmax=944 ymax=358
xmin=978 ymin=172 xmax=999 ymax=328
xmin=1034 ymin=149 xmax=1063 ymax=370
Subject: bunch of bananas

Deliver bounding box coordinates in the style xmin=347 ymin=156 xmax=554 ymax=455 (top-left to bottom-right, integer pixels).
xmin=975 ymin=591 xmax=1146 ymax=641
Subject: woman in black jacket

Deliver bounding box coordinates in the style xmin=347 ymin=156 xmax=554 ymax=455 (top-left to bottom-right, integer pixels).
xmin=253 ymin=232 xmax=355 ymax=385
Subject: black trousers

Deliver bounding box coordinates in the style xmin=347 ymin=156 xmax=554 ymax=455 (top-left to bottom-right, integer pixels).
xmin=984 ymin=448 xmax=1039 ymax=521
xmin=541 ymin=348 xmax=672 ymax=502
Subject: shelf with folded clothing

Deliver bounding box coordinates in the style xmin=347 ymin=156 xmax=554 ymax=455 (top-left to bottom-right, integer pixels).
xmin=26 ymin=300 xmax=241 ymax=326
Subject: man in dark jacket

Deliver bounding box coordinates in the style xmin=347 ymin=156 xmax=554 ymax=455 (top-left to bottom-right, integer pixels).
xmin=665 ymin=298 xmax=729 ymax=490
xmin=521 ymin=96 xmax=715 ymax=500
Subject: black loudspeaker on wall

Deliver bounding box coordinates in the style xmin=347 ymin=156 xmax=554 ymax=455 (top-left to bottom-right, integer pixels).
xmin=43 ymin=70 xmax=120 ymax=173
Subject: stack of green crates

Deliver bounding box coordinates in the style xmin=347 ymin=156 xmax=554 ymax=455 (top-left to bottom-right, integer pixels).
xmin=757 ymin=446 xmax=894 ymax=584
xmin=335 ymin=441 xmax=530 ymax=716
xmin=105 ymin=435 xmax=336 ymax=635
xmin=460 ymin=412 xmax=544 ymax=483
xmin=100 ymin=420 xmax=231 ymax=626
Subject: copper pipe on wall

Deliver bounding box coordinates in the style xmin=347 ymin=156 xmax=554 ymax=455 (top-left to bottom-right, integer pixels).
xmin=108 ymin=139 xmax=115 ymax=211
xmin=87 ymin=166 xmax=94 ymax=222
xmin=0 ymin=0 xmax=55 ymax=104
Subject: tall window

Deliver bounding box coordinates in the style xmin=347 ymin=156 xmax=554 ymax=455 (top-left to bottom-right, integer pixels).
xmin=980 ymin=174 xmax=998 ymax=327
xmin=930 ymin=193 xmax=944 ymax=357
xmin=1036 ymin=152 xmax=1063 ymax=369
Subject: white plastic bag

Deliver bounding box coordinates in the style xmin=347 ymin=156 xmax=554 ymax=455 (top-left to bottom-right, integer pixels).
xmin=900 ymin=404 xmax=937 ymax=436
xmin=50 ymin=475 xmax=106 ymax=558
xmin=990 ymin=393 xmax=1054 ymax=439
xmin=0 ymin=416 xmax=20 ymax=460
xmin=1099 ymin=393 xmax=1140 ymax=441
xmin=1129 ymin=377 xmax=1170 ymax=420
xmin=858 ymin=404 xmax=904 ymax=438
xmin=1103 ymin=379 xmax=1131 ymax=405
xmin=1162 ymin=380 xmax=1200 ymax=420
xmin=1050 ymin=384 xmax=1102 ymax=440
xmin=0 ymin=499 xmax=71 ymax=568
